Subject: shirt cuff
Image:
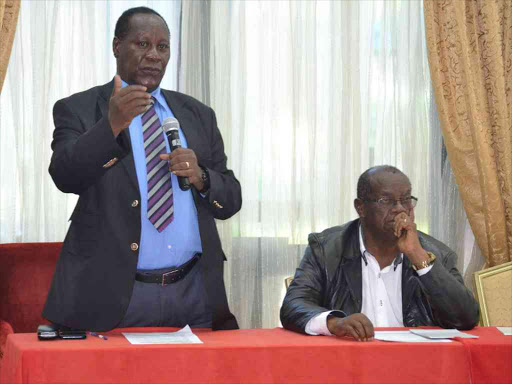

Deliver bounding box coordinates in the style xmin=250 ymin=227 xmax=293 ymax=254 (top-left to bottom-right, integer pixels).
xmin=416 ymin=264 xmax=433 ymax=276
xmin=305 ymin=311 xmax=335 ymax=336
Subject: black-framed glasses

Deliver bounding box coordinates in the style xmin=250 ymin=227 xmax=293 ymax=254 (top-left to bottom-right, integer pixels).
xmin=363 ymin=196 xmax=418 ymax=209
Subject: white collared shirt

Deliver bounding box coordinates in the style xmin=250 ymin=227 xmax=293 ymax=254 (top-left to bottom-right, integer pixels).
xmin=305 ymin=226 xmax=431 ymax=335
xmin=359 ymin=226 xmax=404 ymax=327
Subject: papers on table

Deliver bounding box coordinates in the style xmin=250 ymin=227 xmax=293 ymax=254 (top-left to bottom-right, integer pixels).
xmin=410 ymin=329 xmax=479 ymax=339
xmin=497 ymin=327 xmax=512 ymax=336
xmin=123 ymin=325 xmax=203 ymax=345
xmin=375 ymin=329 xmax=479 ymax=342
xmin=375 ymin=331 xmax=452 ymax=343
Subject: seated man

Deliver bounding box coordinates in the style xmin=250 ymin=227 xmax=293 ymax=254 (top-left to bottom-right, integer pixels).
xmin=280 ymin=165 xmax=479 ymax=341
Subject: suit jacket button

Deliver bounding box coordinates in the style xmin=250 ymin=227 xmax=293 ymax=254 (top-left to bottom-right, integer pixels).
xmin=131 ymin=200 xmax=139 ymax=207
xmin=103 ymin=157 xmax=118 ymax=168
xmin=130 ymin=243 xmax=139 ymax=251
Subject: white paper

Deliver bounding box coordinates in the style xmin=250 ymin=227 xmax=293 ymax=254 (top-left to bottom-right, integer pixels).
xmin=375 ymin=331 xmax=452 ymax=343
xmin=497 ymin=327 xmax=512 ymax=336
xmin=410 ymin=329 xmax=479 ymax=339
xmin=123 ymin=325 xmax=203 ymax=345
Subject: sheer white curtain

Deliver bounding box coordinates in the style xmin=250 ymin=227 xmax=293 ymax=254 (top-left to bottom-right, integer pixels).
xmin=0 ymin=0 xmax=181 ymax=242
xmin=0 ymin=0 xmax=482 ymax=330
xmin=181 ymin=0 xmax=482 ymax=329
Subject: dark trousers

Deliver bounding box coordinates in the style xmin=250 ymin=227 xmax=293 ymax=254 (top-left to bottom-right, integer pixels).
xmin=117 ymin=257 xmax=212 ymax=328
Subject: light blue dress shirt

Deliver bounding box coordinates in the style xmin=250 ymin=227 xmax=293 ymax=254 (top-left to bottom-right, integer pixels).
xmin=122 ymin=81 xmax=202 ymax=269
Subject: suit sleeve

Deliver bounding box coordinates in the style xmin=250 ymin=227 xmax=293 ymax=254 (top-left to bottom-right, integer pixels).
xmin=49 ymin=99 xmax=128 ymax=194
xmin=418 ymin=250 xmax=480 ymax=330
xmin=280 ymin=239 xmax=339 ymax=334
xmin=199 ymin=107 xmax=242 ymax=220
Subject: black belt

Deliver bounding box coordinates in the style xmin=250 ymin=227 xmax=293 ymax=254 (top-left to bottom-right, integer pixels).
xmin=135 ymin=254 xmax=201 ymax=286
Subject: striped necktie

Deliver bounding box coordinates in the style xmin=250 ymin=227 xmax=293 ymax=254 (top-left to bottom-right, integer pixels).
xmin=142 ymin=98 xmax=174 ymax=232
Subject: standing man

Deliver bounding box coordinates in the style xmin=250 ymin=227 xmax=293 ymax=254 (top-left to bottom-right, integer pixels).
xmin=43 ymin=7 xmax=242 ymax=331
xmin=281 ymin=165 xmax=479 ymax=340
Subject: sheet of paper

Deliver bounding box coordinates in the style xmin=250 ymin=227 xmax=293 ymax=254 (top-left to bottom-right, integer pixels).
xmin=410 ymin=329 xmax=479 ymax=339
xmin=497 ymin=327 xmax=512 ymax=336
xmin=375 ymin=331 xmax=452 ymax=343
xmin=123 ymin=325 xmax=203 ymax=345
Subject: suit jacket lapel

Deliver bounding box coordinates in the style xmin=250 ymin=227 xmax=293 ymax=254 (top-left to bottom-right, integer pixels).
xmin=341 ymin=255 xmax=363 ymax=312
xmin=339 ymin=225 xmax=363 ymax=312
xmin=401 ymin=256 xmax=417 ymax=317
xmin=162 ymin=89 xmax=204 ymax=156
xmin=98 ymin=80 xmax=139 ymax=191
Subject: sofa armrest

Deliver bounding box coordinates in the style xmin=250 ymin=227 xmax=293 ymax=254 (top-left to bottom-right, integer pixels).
xmin=0 ymin=319 xmax=14 ymax=361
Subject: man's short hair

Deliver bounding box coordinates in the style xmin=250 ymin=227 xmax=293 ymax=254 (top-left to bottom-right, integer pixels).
xmin=357 ymin=165 xmax=405 ymax=200
xmin=115 ymin=6 xmax=170 ymax=40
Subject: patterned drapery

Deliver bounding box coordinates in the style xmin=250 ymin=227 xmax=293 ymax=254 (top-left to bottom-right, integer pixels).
xmin=0 ymin=0 xmax=20 ymax=92
xmin=424 ymin=0 xmax=512 ymax=267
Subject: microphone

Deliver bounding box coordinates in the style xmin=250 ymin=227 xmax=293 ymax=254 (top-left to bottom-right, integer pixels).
xmin=162 ymin=117 xmax=191 ymax=191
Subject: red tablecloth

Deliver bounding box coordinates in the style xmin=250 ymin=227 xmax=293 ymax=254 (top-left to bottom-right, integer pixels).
xmin=0 ymin=327 xmax=510 ymax=384
xmin=455 ymin=327 xmax=512 ymax=384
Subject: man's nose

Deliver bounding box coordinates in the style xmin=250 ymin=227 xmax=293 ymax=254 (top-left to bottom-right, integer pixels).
xmin=145 ymin=46 xmax=160 ymax=61
xmin=390 ymin=199 xmax=407 ymax=213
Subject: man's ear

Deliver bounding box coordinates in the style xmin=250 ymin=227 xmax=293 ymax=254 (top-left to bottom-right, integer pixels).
xmin=354 ymin=198 xmax=365 ymax=218
xmin=113 ymin=37 xmax=120 ymax=58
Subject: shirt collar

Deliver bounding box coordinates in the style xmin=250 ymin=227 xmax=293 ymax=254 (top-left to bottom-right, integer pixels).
xmin=358 ymin=224 xmax=403 ymax=269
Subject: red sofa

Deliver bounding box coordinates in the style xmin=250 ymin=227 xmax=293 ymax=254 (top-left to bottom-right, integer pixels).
xmin=0 ymin=242 xmax=61 ymax=360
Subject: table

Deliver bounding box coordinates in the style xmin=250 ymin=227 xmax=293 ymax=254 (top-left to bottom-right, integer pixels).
xmin=0 ymin=327 xmax=510 ymax=384
xmin=454 ymin=327 xmax=512 ymax=384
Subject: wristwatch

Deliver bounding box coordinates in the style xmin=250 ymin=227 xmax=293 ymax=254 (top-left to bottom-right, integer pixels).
xmin=412 ymin=252 xmax=436 ymax=271
xmin=198 ymin=166 xmax=210 ymax=194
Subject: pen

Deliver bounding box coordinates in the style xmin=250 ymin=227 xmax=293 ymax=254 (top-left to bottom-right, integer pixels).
xmin=89 ymin=332 xmax=108 ymax=340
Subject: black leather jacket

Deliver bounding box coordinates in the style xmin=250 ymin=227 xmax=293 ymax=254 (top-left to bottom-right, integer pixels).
xmin=280 ymin=219 xmax=479 ymax=333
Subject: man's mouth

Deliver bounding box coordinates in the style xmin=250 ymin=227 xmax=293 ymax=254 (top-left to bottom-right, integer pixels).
xmin=140 ymin=67 xmax=161 ymax=75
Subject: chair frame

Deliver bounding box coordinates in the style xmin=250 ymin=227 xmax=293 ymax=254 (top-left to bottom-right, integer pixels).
xmin=473 ymin=261 xmax=512 ymax=326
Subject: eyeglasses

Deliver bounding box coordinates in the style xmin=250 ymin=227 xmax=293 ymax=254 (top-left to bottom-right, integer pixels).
xmin=363 ymin=196 xmax=418 ymax=209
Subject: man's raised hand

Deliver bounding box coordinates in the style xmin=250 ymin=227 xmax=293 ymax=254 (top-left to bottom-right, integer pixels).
xmin=108 ymin=75 xmax=153 ymax=137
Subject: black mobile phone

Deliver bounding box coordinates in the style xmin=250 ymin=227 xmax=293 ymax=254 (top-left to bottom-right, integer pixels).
xmin=37 ymin=324 xmax=59 ymax=340
xmin=58 ymin=329 xmax=87 ymax=339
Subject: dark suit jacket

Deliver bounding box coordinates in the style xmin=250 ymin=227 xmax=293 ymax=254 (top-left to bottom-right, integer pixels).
xmin=280 ymin=219 xmax=479 ymax=333
xmin=43 ymin=80 xmax=242 ymax=331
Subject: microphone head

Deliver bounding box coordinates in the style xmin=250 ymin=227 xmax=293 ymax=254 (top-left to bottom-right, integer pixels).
xmin=162 ymin=117 xmax=179 ymax=133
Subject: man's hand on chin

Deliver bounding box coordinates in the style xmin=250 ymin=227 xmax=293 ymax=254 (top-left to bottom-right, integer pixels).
xmin=393 ymin=212 xmax=429 ymax=267
xmin=327 ymin=313 xmax=375 ymax=342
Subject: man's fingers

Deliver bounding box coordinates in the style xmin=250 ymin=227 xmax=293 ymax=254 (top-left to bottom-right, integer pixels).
xmin=118 ymin=86 xmax=150 ymax=99
xmin=125 ymin=95 xmax=153 ymax=110
xmin=111 ymin=76 xmax=148 ymax=100
xmin=344 ymin=324 xmax=362 ymax=341
xmin=169 ymin=151 xmax=197 ymax=167
xmin=112 ymin=75 xmax=122 ymax=97
xmin=394 ymin=213 xmax=409 ymax=237
xmin=344 ymin=314 xmax=375 ymax=341
xmin=361 ymin=318 xmax=375 ymax=340
xmin=394 ymin=219 xmax=402 ymax=237
xmin=409 ymin=208 xmax=415 ymax=223
xmin=350 ymin=321 xmax=366 ymax=341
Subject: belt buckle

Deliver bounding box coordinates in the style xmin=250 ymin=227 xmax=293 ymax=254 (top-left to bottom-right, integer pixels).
xmin=161 ymin=269 xmax=179 ymax=286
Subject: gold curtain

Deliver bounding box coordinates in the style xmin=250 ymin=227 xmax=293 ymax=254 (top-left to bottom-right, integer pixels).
xmin=424 ymin=0 xmax=512 ymax=267
xmin=0 ymin=0 xmax=20 ymax=93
